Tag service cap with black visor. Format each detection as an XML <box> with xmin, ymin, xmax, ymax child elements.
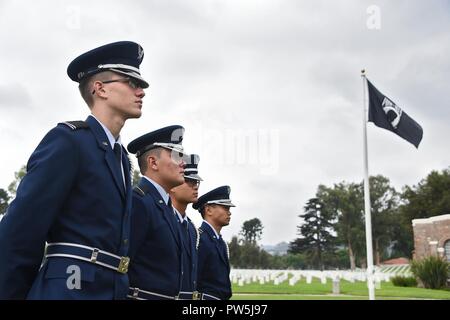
<box><xmin>67</xmin><ymin>40</ymin><xmax>150</xmax><ymax>89</ymax></box>
<box><xmin>127</xmin><ymin>125</ymin><xmax>187</xmax><ymax>163</ymax></box>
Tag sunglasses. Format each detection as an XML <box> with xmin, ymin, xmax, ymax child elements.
<box><xmin>91</xmin><ymin>77</ymin><xmax>142</xmax><ymax>94</ymax></box>
<box><xmin>185</xmin><ymin>178</ymin><xmax>200</xmax><ymax>187</ymax></box>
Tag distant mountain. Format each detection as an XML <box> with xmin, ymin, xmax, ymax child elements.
<box><xmin>261</xmin><ymin>241</ymin><xmax>289</xmax><ymax>256</ymax></box>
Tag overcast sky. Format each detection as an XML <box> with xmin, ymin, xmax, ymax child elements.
<box><xmin>1</xmin><ymin>0</ymin><xmax>449</xmax><ymax>246</ymax></box>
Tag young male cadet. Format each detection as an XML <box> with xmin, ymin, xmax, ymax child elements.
<box><xmin>193</xmin><ymin>186</ymin><xmax>235</xmax><ymax>300</ymax></box>
<box><xmin>0</xmin><ymin>41</ymin><xmax>148</xmax><ymax>299</ymax></box>
<box><xmin>127</xmin><ymin>125</ymin><xmax>188</xmax><ymax>300</ymax></box>
<box><xmin>169</xmin><ymin>154</ymin><xmax>202</xmax><ymax>299</ymax></box>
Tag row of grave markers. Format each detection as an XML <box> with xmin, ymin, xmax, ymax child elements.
<box><xmin>230</xmin><ymin>267</ymin><xmax>412</xmax><ymax>288</ymax></box>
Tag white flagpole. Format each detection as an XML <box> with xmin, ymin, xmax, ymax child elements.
<box><xmin>361</xmin><ymin>70</ymin><xmax>375</xmax><ymax>300</ymax></box>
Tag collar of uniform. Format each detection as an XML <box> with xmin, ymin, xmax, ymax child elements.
<box><xmin>142</xmin><ymin>176</ymin><xmax>169</xmax><ymax>205</ymax></box>
<box><xmin>89</xmin><ymin>114</ymin><xmax>121</xmax><ymax>149</ymax></box>
<box><xmin>173</xmin><ymin>207</ymin><xmax>187</xmax><ymax>223</ymax></box>
<box><xmin>203</xmin><ymin>220</ymin><xmax>220</xmax><ymax>239</ymax></box>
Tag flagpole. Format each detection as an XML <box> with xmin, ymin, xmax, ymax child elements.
<box><xmin>361</xmin><ymin>70</ymin><xmax>375</xmax><ymax>300</ymax></box>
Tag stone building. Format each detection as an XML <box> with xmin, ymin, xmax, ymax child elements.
<box><xmin>412</xmin><ymin>214</ymin><xmax>450</xmax><ymax>261</ymax></box>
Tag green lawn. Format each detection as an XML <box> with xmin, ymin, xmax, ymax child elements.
<box><xmin>232</xmin><ymin>294</ymin><xmax>368</xmax><ymax>300</ymax></box>
<box><xmin>231</xmin><ymin>278</ymin><xmax>450</xmax><ymax>300</ymax></box>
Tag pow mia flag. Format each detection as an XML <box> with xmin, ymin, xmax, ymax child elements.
<box><xmin>367</xmin><ymin>79</ymin><xmax>423</xmax><ymax>148</ymax></box>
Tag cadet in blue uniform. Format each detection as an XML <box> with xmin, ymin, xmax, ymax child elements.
<box><xmin>193</xmin><ymin>186</ymin><xmax>235</xmax><ymax>300</ymax></box>
<box><xmin>169</xmin><ymin>154</ymin><xmax>202</xmax><ymax>299</ymax></box>
<box><xmin>0</xmin><ymin>41</ymin><xmax>148</xmax><ymax>299</ymax></box>
<box><xmin>127</xmin><ymin>125</ymin><xmax>188</xmax><ymax>300</ymax></box>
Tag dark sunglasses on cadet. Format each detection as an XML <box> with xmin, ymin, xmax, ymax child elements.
<box><xmin>91</xmin><ymin>77</ymin><xmax>142</xmax><ymax>94</ymax></box>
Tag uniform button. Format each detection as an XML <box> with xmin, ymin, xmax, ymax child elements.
<box><xmin>123</xmin><ymin>239</ymin><xmax>129</xmax><ymax>245</ymax></box>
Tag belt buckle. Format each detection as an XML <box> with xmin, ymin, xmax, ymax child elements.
<box><xmin>90</xmin><ymin>248</ymin><xmax>100</xmax><ymax>263</ymax></box>
<box><xmin>118</xmin><ymin>256</ymin><xmax>130</xmax><ymax>274</ymax></box>
<box><xmin>192</xmin><ymin>291</ymin><xmax>200</xmax><ymax>300</ymax></box>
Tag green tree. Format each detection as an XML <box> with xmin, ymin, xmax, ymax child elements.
<box><xmin>230</xmin><ymin>218</ymin><xmax>269</xmax><ymax>269</ymax></box>
<box><xmin>237</xmin><ymin>242</ymin><xmax>262</xmax><ymax>268</ymax></box>
<box><xmin>322</xmin><ymin>249</ymin><xmax>350</xmax><ymax>269</ymax></box>
<box><xmin>289</xmin><ymin>198</ymin><xmax>336</xmax><ymax>270</ymax></box>
<box><xmin>399</xmin><ymin>167</ymin><xmax>450</xmax><ymax>255</ymax></box>
<box><xmin>267</xmin><ymin>253</ymin><xmax>307</xmax><ymax>269</ymax></box>
<box><xmin>316</xmin><ymin>176</ymin><xmax>402</xmax><ymax>268</ymax></box>
<box><xmin>239</xmin><ymin>218</ymin><xmax>263</xmax><ymax>245</ymax></box>
<box><xmin>228</xmin><ymin>236</ymin><xmax>241</xmax><ymax>268</ymax></box>
<box><xmin>258</xmin><ymin>249</ymin><xmax>272</xmax><ymax>269</ymax></box>
<box><xmin>0</xmin><ymin>188</ymin><xmax>10</xmax><ymax>216</ymax></box>
<box><xmin>7</xmin><ymin>165</ymin><xmax>26</xmax><ymax>198</ymax></box>
<box><xmin>279</xmin><ymin>253</ymin><xmax>307</xmax><ymax>269</ymax></box>
<box><xmin>368</xmin><ymin>175</ymin><xmax>401</xmax><ymax>265</ymax></box>
<box><xmin>317</xmin><ymin>183</ymin><xmax>365</xmax><ymax>270</ymax></box>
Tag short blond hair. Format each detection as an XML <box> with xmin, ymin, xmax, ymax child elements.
<box><xmin>78</xmin><ymin>71</ymin><xmax>117</xmax><ymax>108</ymax></box>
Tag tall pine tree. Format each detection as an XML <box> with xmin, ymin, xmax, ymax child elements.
<box><xmin>289</xmin><ymin>198</ymin><xmax>336</xmax><ymax>270</ymax></box>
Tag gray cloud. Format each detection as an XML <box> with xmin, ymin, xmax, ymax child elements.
<box><xmin>0</xmin><ymin>84</ymin><xmax>33</xmax><ymax>110</ymax></box>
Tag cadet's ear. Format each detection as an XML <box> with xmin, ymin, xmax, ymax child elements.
<box><xmin>204</xmin><ymin>204</ymin><xmax>213</xmax><ymax>217</ymax></box>
<box><xmin>147</xmin><ymin>154</ymin><xmax>158</xmax><ymax>171</ymax></box>
<box><xmin>92</xmin><ymin>80</ymin><xmax>107</xmax><ymax>99</ymax></box>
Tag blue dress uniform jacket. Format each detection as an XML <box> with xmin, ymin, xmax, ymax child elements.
<box><xmin>197</xmin><ymin>221</ymin><xmax>232</xmax><ymax>300</ymax></box>
<box><xmin>128</xmin><ymin>178</ymin><xmax>184</xmax><ymax>299</ymax></box>
<box><xmin>0</xmin><ymin>115</ymin><xmax>132</xmax><ymax>299</ymax></box>
<box><xmin>179</xmin><ymin>217</ymin><xmax>199</xmax><ymax>293</ymax></box>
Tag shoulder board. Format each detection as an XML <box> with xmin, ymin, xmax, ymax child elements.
<box><xmin>59</xmin><ymin>120</ymin><xmax>89</xmax><ymax>130</ymax></box>
<box><xmin>133</xmin><ymin>186</ymin><xmax>145</xmax><ymax>196</ymax></box>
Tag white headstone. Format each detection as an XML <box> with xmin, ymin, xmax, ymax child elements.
<box><xmin>332</xmin><ymin>278</ymin><xmax>340</xmax><ymax>294</ymax></box>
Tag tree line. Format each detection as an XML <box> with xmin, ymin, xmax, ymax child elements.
<box><xmin>229</xmin><ymin>167</ymin><xmax>450</xmax><ymax>270</ymax></box>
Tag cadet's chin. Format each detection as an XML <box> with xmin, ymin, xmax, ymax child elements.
<box><xmin>128</xmin><ymin>109</ymin><xmax>142</xmax><ymax>119</ymax></box>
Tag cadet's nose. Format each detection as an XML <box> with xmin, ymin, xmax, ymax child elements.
<box><xmin>136</xmin><ymin>88</ymin><xmax>145</xmax><ymax>98</ymax></box>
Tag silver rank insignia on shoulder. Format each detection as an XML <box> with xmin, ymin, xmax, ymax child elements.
<box><xmin>59</xmin><ymin>120</ymin><xmax>89</xmax><ymax>130</ymax></box>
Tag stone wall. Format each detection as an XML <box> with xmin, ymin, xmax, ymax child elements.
<box><xmin>412</xmin><ymin>214</ymin><xmax>450</xmax><ymax>260</ymax></box>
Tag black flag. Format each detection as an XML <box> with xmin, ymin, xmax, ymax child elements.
<box><xmin>367</xmin><ymin>79</ymin><xmax>423</xmax><ymax>148</ymax></box>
